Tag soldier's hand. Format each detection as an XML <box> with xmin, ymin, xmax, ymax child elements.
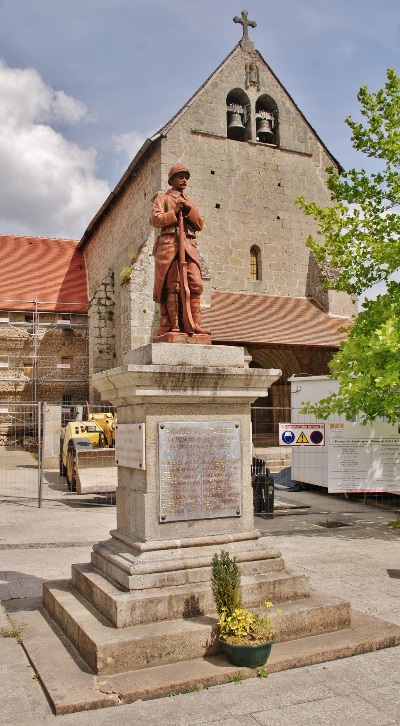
<box><xmin>175</xmin><ymin>198</ymin><xmax>190</xmax><ymax>215</ymax></box>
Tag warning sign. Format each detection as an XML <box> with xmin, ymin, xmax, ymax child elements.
<box><xmin>296</xmin><ymin>432</ymin><xmax>309</xmax><ymax>444</ymax></box>
<box><xmin>279</xmin><ymin>423</ymin><xmax>325</xmax><ymax>446</ymax></box>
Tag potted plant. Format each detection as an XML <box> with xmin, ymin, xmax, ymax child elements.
<box><xmin>211</xmin><ymin>550</ymin><xmax>278</xmax><ymax>668</ymax></box>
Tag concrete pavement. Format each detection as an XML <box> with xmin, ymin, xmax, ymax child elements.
<box><xmin>0</xmin><ymin>478</ymin><xmax>399</xmax><ymax>724</ymax></box>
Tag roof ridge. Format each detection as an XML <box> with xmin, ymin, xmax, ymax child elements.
<box><xmin>0</xmin><ymin>234</ymin><xmax>79</xmax><ymax>242</ymax></box>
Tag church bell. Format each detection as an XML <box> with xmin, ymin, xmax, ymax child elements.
<box><xmin>256</xmin><ymin>118</ymin><xmax>274</xmax><ymax>143</ymax></box>
<box><xmin>227</xmin><ymin>112</ymin><xmax>245</xmax><ymax>140</ymax></box>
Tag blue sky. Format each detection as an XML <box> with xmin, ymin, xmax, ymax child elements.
<box><xmin>0</xmin><ymin>0</ymin><xmax>399</xmax><ymax>262</ymax></box>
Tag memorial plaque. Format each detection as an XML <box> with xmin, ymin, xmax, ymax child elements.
<box><xmin>158</xmin><ymin>421</ymin><xmax>242</xmax><ymax>522</ymax></box>
<box><xmin>115</xmin><ymin>424</ymin><xmax>146</xmax><ymax>469</ymax></box>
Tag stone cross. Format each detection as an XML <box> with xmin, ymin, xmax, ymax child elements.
<box><xmin>233</xmin><ymin>9</ymin><xmax>257</xmax><ymax>40</ymax></box>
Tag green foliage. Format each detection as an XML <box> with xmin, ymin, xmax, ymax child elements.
<box><xmin>219</xmin><ymin>608</ymin><xmax>256</xmax><ymax>639</ymax></box>
<box><xmin>120</xmin><ymin>266</ymin><xmax>132</xmax><ymax>284</ymax></box>
<box><xmin>296</xmin><ymin>69</ymin><xmax>400</xmax><ymax>423</ymax></box>
<box><xmin>211</xmin><ymin>550</ymin><xmax>243</xmax><ymax>617</ymax></box>
<box><xmin>218</xmin><ymin>601</ymin><xmax>276</xmax><ymax>645</ymax></box>
<box><xmin>256</xmin><ymin>667</ymin><xmax>269</xmax><ymax>678</ymax></box>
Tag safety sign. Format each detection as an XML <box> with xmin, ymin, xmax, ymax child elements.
<box><xmin>279</xmin><ymin>423</ymin><xmax>325</xmax><ymax>446</ymax></box>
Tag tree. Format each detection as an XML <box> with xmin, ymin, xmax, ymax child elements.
<box><xmin>296</xmin><ymin>69</ymin><xmax>400</xmax><ymax>423</ymax></box>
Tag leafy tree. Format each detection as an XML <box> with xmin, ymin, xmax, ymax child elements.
<box><xmin>296</xmin><ymin>69</ymin><xmax>400</xmax><ymax>423</ymax></box>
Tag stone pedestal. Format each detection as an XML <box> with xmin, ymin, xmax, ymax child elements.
<box><xmin>71</xmin><ymin>344</ymin><xmax>282</xmax><ymax>625</ymax></box>
<box><xmin>36</xmin><ymin>342</ymin><xmax>400</xmax><ymax>707</ymax></box>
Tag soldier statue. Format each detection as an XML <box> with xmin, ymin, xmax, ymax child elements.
<box><xmin>151</xmin><ymin>163</ymin><xmax>210</xmax><ymax>339</ymax></box>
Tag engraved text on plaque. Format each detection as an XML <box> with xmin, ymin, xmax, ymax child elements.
<box><xmin>158</xmin><ymin>421</ymin><xmax>242</xmax><ymax>522</ymax></box>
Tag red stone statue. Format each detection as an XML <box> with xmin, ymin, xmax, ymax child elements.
<box><xmin>151</xmin><ymin>163</ymin><xmax>210</xmax><ymax>342</ymax></box>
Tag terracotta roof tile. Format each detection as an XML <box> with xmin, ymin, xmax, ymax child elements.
<box><xmin>0</xmin><ymin>235</ymin><xmax>87</xmax><ymax>312</ymax></box>
<box><xmin>202</xmin><ymin>291</ymin><xmax>350</xmax><ymax>349</ymax></box>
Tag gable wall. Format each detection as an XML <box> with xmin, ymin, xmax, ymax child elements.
<box><xmin>84</xmin><ymin>45</ymin><xmax>356</xmax><ymax>371</ymax></box>
<box><xmin>160</xmin><ymin>46</ymin><xmax>353</xmax><ymax>313</ymax></box>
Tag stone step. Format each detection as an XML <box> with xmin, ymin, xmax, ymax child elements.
<box><xmin>70</xmin><ymin>562</ymin><xmax>310</xmax><ymax>627</ymax></box>
<box><xmin>43</xmin><ymin>580</ymin><xmax>350</xmax><ymax>675</ymax></box>
<box><xmin>90</xmin><ymin>534</ymin><xmax>286</xmax><ymax>590</ymax></box>
<box><xmin>10</xmin><ymin>603</ymin><xmax>400</xmax><ymax>716</ymax></box>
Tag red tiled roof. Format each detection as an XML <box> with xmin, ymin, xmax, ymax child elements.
<box><xmin>0</xmin><ymin>235</ymin><xmax>87</xmax><ymax>312</ymax></box>
<box><xmin>202</xmin><ymin>291</ymin><xmax>350</xmax><ymax>349</ymax></box>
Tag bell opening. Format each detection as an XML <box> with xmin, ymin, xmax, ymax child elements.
<box><xmin>226</xmin><ymin>90</ymin><xmax>251</xmax><ymax>142</ymax></box>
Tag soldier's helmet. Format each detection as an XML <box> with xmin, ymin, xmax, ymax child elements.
<box><xmin>168</xmin><ymin>163</ymin><xmax>190</xmax><ymax>185</ymax></box>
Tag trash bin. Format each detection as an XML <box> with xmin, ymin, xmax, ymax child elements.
<box><xmin>251</xmin><ymin>457</ymin><xmax>274</xmax><ymax>517</ymax></box>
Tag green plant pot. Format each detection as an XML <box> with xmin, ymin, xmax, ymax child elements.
<box><xmin>218</xmin><ymin>635</ymin><xmax>276</xmax><ymax>668</ymax></box>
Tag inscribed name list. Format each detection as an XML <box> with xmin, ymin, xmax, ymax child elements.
<box><xmin>158</xmin><ymin>421</ymin><xmax>242</xmax><ymax>522</ymax></box>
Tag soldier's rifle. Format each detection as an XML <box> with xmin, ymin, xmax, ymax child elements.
<box><xmin>178</xmin><ymin>209</ymin><xmax>195</xmax><ymax>334</ymax></box>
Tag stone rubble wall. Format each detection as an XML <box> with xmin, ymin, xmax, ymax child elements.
<box><xmin>0</xmin><ymin>312</ymin><xmax>88</xmax><ymax>403</ymax></box>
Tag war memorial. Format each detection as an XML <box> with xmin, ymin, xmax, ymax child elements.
<box><xmin>9</xmin><ymin>12</ymin><xmax>400</xmax><ymax>715</ymax></box>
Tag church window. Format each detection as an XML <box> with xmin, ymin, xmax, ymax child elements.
<box><xmin>226</xmin><ymin>89</ymin><xmax>251</xmax><ymax>141</ymax></box>
<box><xmin>250</xmin><ymin>246</ymin><xmax>261</xmax><ymax>280</ymax></box>
<box><xmin>255</xmin><ymin>95</ymin><xmax>278</xmax><ymax>145</ymax></box>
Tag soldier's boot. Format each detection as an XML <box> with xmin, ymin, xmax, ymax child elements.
<box><xmin>155</xmin><ymin>301</ymin><xmax>171</xmax><ymax>337</ymax></box>
<box><xmin>190</xmin><ymin>295</ymin><xmax>211</xmax><ymax>335</ymax></box>
<box><xmin>167</xmin><ymin>291</ymin><xmax>180</xmax><ymax>332</ymax></box>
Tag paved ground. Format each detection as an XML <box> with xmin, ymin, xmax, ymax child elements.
<box><xmin>0</xmin><ymin>472</ymin><xmax>399</xmax><ymax>725</ymax></box>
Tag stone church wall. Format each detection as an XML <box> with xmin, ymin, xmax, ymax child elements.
<box><xmin>160</xmin><ymin>45</ymin><xmax>349</xmax><ymax>312</ymax></box>
<box><xmin>83</xmin><ymin>148</ymin><xmax>162</xmax><ymax>371</ymax></box>
<box><xmin>82</xmin><ymin>44</ymin><xmax>356</xmax><ymax>366</ymax></box>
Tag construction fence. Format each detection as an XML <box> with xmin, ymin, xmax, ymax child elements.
<box><xmin>0</xmin><ymin>402</ymin><xmax>117</xmax><ymax>506</ymax></box>
<box><xmin>0</xmin><ymin>402</ymin><xmax>398</xmax><ymax>514</ymax></box>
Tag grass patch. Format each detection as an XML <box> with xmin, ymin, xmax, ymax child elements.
<box><xmin>227</xmin><ymin>670</ymin><xmax>245</xmax><ymax>683</ymax></box>
<box><xmin>388</xmin><ymin>515</ymin><xmax>400</xmax><ymax>529</ymax></box>
<box><xmin>0</xmin><ymin>624</ymin><xmax>26</xmax><ymax>642</ymax></box>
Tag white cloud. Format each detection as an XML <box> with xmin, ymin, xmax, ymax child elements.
<box><xmin>0</xmin><ymin>59</ymin><xmax>109</xmax><ymax>238</ymax></box>
<box><xmin>113</xmin><ymin>130</ymin><xmax>147</xmax><ymax>162</ymax></box>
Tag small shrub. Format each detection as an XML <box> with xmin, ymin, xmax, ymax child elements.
<box><xmin>211</xmin><ymin>550</ymin><xmax>242</xmax><ymax>617</ymax></box>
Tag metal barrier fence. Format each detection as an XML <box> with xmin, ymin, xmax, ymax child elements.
<box><xmin>0</xmin><ymin>402</ymin><xmax>116</xmax><ymax>506</ymax></box>
<box><xmin>0</xmin><ymin>401</ymin><xmax>398</xmax><ymax>514</ymax></box>
<box><xmin>0</xmin><ymin>402</ymin><xmax>42</xmax><ymax>504</ymax></box>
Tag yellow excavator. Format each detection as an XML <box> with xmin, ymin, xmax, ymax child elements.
<box><xmin>59</xmin><ymin>411</ymin><xmax>117</xmax><ymax>494</ymax></box>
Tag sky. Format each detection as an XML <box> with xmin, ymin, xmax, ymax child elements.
<box><xmin>0</xmin><ymin>0</ymin><xmax>399</xmax><ymax>300</ymax></box>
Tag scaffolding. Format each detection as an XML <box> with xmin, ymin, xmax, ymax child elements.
<box><xmin>0</xmin><ymin>297</ymin><xmax>89</xmax><ymax>403</ymax></box>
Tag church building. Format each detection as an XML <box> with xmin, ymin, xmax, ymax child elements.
<box><xmin>78</xmin><ymin>13</ymin><xmax>355</xmax><ymax>444</ymax></box>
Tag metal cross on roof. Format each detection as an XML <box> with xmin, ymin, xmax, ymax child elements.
<box><xmin>233</xmin><ymin>9</ymin><xmax>257</xmax><ymax>40</ymax></box>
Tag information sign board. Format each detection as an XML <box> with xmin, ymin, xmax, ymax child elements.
<box><xmin>328</xmin><ymin>422</ymin><xmax>400</xmax><ymax>493</ymax></box>
<box><xmin>279</xmin><ymin>423</ymin><xmax>325</xmax><ymax>446</ymax></box>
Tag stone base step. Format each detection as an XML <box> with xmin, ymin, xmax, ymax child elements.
<box><xmin>43</xmin><ymin>579</ymin><xmax>351</xmax><ymax>675</ymax></box>
<box><xmin>8</xmin><ymin>602</ymin><xmax>400</xmax><ymax>716</ymax></box>
<box><xmin>70</xmin><ymin>562</ymin><xmax>310</xmax><ymax>627</ymax></box>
